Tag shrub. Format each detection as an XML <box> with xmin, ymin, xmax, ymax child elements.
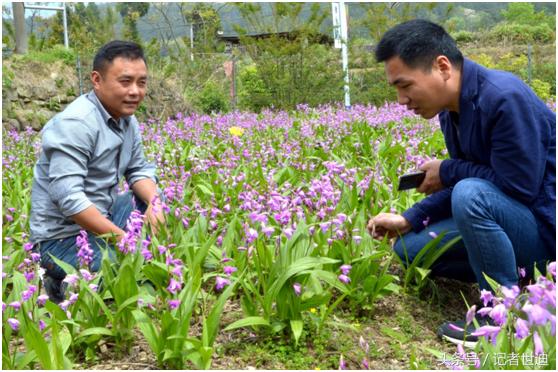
<box><xmin>530</xmin><ymin>79</ymin><xmax>553</xmax><ymax>101</ymax></box>
<box><xmin>193</xmin><ymin>80</ymin><xmax>230</xmax><ymax>114</ymax></box>
<box><xmin>489</xmin><ymin>23</ymin><xmax>554</xmax><ymax>43</ymax></box>
<box><xmin>237</xmin><ymin>64</ymin><xmax>273</xmax><ymax>112</ymax></box>
<box><xmin>452</xmin><ymin>30</ymin><xmax>476</xmax><ymax>43</ymax></box>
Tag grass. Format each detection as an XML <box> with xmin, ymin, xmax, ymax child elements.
<box><xmin>71</xmin><ymin>273</ymin><xmax>479</xmax><ymax>370</ymax></box>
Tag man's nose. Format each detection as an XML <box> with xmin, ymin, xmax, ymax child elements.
<box><xmin>397</xmin><ymin>90</ymin><xmax>409</xmax><ymax>105</ymax></box>
<box><xmin>129</xmin><ymin>83</ymin><xmax>140</xmax><ymax>96</ymax></box>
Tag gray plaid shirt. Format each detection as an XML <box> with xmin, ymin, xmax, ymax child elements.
<box><xmin>30</xmin><ymin>91</ymin><xmax>156</xmax><ymax>243</ymax></box>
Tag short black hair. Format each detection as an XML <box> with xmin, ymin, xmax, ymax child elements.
<box><xmin>93</xmin><ymin>40</ymin><xmax>147</xmax><ymax>73</ymax></box>
<box><xmin>375</xmin><ymin>19</ymin><xmax>463</xmax><ymax>70</ymax></box>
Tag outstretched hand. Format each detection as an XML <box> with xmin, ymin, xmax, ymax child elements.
<box><xmin>367</xmin><ymin>213</ymin><xmax>412</xmax><ymax>240</ymax></box>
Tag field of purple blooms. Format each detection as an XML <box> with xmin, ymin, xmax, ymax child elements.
<box><xmin>2</xmin><ymin>102</ymin><xmax>555</xmax><ymax>369</ymax></box>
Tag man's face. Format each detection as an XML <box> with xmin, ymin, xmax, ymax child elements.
<box><xmin>91</xmin><ymin>57</ymin><xmax>147</xmax><ymax>120</ymax></box>
<box><xmin>385</xmin><ymin>56</ymin><xmax>450</xmax><ymax>119</ymax></box>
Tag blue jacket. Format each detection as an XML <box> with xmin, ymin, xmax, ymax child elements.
<box><xmin>403</xmin><ymin>58</ymin><xmax>556</xmax><ymax>255</ymax></box>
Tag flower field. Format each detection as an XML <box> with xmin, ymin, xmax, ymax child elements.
<box><xmin>2</xmin><ymin>103</ymin><xmax>555</xmax><ymax>369</ymax></box>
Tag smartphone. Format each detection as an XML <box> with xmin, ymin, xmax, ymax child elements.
<box><xmin>397</xmin><ymin>171</ymin><xmax>426</xmax><ymax>191</ymax></box>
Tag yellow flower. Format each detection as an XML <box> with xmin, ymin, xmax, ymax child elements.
<box><xmin>314</xmin><ymin>368</ymin><xmax>321</xmax><ymax>370</ymax></box>
<box><xmin>229</xmin><ymin>126</ymin><xmax>245</xmax><ymax>137</ymax></box>
<box><xmin>309</xmin><ymin>308</ymin><xmax>317</xmax><ymax>314</ymax></box>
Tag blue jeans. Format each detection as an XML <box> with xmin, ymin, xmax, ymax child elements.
<box><xmin>395</xmin><ymin>178</ymin><xmax>552</xmax><ymax>290</ymax></box>
<box><xmin>39</xmin><ymin>192</ymin><xmax>147</xmax><ymax>280</ymax></box>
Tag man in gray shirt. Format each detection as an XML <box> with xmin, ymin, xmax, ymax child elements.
<box><xmin>30</xmin><ymin>40</ymin><xmax>164</xmax><ymax>303</ymax></box>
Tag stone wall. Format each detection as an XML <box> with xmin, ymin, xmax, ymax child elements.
<box><xmin>2</xmin><ymin>57</ymin><xmax>192</xmax><ymax>131</ymax></box>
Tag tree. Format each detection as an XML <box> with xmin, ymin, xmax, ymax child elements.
<box><xmin>501</xmin><ymin>3</ymin><xmax>554</xmax><ymax>27</ymax></box>
<box><xmin>12</xmin><ymin>2</ymin><xmax>27</xmax><ymax>54</ymax></box>
<box><xmin>234</xmin><ymin>3</ymin><xmax>344</xmax><ymax>110</ymax></box>
<box><xmin>117</xmin><ymin>2</ymin><xmax>150</xmax><ymax>43</ymax></box>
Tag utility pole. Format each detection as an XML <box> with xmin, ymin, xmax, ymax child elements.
<box><xmin>13</xmin><ymin>2</ymin><xmax>27</xmax><ymax>54</ymax></box>
<box><xmin>189</xmin><ymin>23</ymin><xmax>194</xmax><ymax>61</ymax></box>
<box><xmin>23</xmin><ymin>2</ymin><xmax>69</xmax><ymax>48</ymax></box>
<box><xmin>332</xmin><ymin>1</ymin><xmax>350</xmax><ymax>108</ymax></box>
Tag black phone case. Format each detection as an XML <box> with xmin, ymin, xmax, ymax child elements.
<box><xmin>397</xmin><ymin>171</ymin><xmax>426</xmax><ymax>191</ymax></box>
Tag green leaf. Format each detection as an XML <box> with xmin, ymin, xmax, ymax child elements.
<box><xmin>21</xmin><ymin>318</ymin><xmax>52</xmax><ymax>369</ymax></box>
<box><xmin>76</xmin><ymin>327</ymin><xmax>114</xmax><ymax>339</ymax></box>
<box><xmin>224</xmin><ymin>316</ymin><xmax>270</xmax><ymax>331</ymax></box>
<box><xmin>415</xmin><ymin>267</ymin><xmax>431</xmax><ymax>281</ymax></box>
<box><xmin>290</xmin><ymin>319</ymin><xmax>303</xmax><ymax>346</ymax></box>
<box><xmin>132</xmin><ymin>309</ymin><xmax>160</xmax><ymax>356</ymax></box>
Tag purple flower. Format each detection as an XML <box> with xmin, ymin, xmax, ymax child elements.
<box><xmin>68</xmin><ymin>293</ymin><xmax>79</xmax><ymax>304</ymax></box>
<box><xmin>1</xmin><ymin>302</ymin><xmax>5</xmax><ymax>313</ymax></box>
<box><xmin>168</xmin><ymin>299</ymin><xmax>181</xmax><ymax>310</ymax></box>
<box><xmin>489</xmin><ymin>303</ymin><xmax>507</xmax><ymax>326</ymax></box>
<box><xmin>284</xmin><ymin>227</ymin><xmax>294</xmax><ymax>239</ymax></box>
<box><xmin>37</xmin><ymin>294</ymin><xmax>49</xmax><ymax>306</ymax></box>
<box><xmin>23</xmin><ymin>242</ymin><xmax>34</xmax><ymax>251</ymax></box>
<box><xmin>480</xmin><ymin>289</ymin><xmax>493</xmax><ymax>306</ymax></box>
<box><xmin>79</xmin><ymin>269</ymin><xmax>95</xmax><ymax>282</ymax></box>
<box><xmin>76</xmin><ymin>230</ymin><xmax>93</xmax><ymax>267</ymax></box>
<box><xmin>223</xmin><ymin>266</ymin><xmax>237</xmax><ymax>276</ymax></box>
<box><xmin>262</xmin><ymin>225</ymin><xmax>275</xmax><ymax>238</ymax></box>
<box><xmin>362</xmin><ymin>358</ymin><xmax>369</xmax><ymax>369</ymax></box>
<box><xmin>38</xmin><ymin>319</ymin><xmax>46</xmax><ymax>331</ymax></box>
<box><xmin>63</xmin><ymin>274</ymin><xmax>79</xmax><ymax>287</ymax></box>
<box><xmin>339</xmin><ymin>354</ymin><xmax>346</xmax><ymax>370</ymax></box>
<box><xmin>466</xmin><ymin>305</ymin><xmax>477</xmax><ymax>325</ymax></box>
<box><xmin>21</xmin><ymin>285</ymin><xmax>37</xmax><ymax>301</ymax></box>
<box><xmin>525</xmin><ymin>284</ymin><xmax>545</xmax><ymax>304</ymax></box>
<box><xmin>293</xmin><ymin>283</ymin><xmax>302</xmax><ymax>296</ymax></box>
<box><xmin>523</xmin><ymin>303</ymin><xmax>551</xmax><ymax>326</ymax></box>
<box><xmin>141</xmin><ymin>248</ymin><xmax>153</xmax><ymax>261</ymax></box>
<box><xmin>89</xmin><ymin>283</ymin><xmax>98</xmax><ymax>292</ymax></box>
<box><xmin>422</xmin><ymin>217</ymin><xmax>430</xmax><ymax>227</ymax></box>
<box><xmin>518</xmin><ymin>267</ymin><xmax>526</xmax><ymax>278</ymax></box>
<box><xmin>548</xmin><ymin>261</ymin><xmax>556</xmax><ymax>277</ymax></box>
<box><xmin>428</xmin><ymin>231</ymin><xmax>438</xmax><ymax>239</ymax></box>
<box><xmin>533</xmin><ymin>331</ymin><xmax>544</xmax><ymax>355</ymax></box>
<box><xmin>359</xmin><ymin>336</ymin><xmax>369</xmax><ymax>354</ymax></box>
<box><xmin>352</xmin><ymin>235</ymin><xmax>362</xmax><ymax>244</ymax></box>
<box><xmin>167</xmin><ymin>278</ymin><xmax>182</xmax><ymax>295</ymax></box>
<box><xmin>340</xmin><ymin>264</ymin><xmax>352</xmax><ymax>275</ymax></box>
<box><xmin>30</xmin><ymin>252</ymin><xmax>40</xmax><ymax>262</ymax></box>
<box><xmin>9</xmin><ymin>301</ymin><xmax>21</xmax><ymax>311</ymax></box>
<box><xmin>7</xmin><ymin>318</ymin><xmax>20</xmax><ymax>331</ymax></box>
<box><xmin>471</xmin><ymin>325</ymin><xmax>501</xmax><ymax>344</ymax></box>
<box><xmin>477</xmin><ymin>307</ymin><xmax>492</xmax><ymax>317</ymax></box>
<box><xmin>338</xmin><ymin>274</ymin><xmax>351</xmax><ymax>284</ymax></box>
<box><xmin>215</xmin><ymin>276</ymin><xmax>231</xmax><ymax>291</ymax></box>
<box><xmin>59</xmin><ymin>300</ymin><xmax>71</xmax><ymax>311</ymax></box>
<box><xmin>501</xmin><ymin>285</ymin><xmax>520</xmax><ymax>308</ymax></box>
<box><xmin>514</xmin><ymin>318</ymin><xmax>530</xmax><ymax>339</ymax></box>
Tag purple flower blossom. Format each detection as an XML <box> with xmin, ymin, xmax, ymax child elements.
<box><xmin>339</xmin><ymin>354</ymin><xmax>346</xmax><ymax>370</ymax></box>
<box><xmin>7</xmin><ymin>318</ymin><xmax>19</xmax><ymax>331</ymax></box>
<box><xmin>362</xmin><ymin>358</ymin><xmax>369</xmax><ymax>369</ymax></box>
<box><xmin>471</xmin><ymin>325</ymin><xmax>501</xmax><ymax>344</ymax></box>
<box><xmin>518</xmin><ymin>267</ymin><xmax>526</xmax><ymax>278</ymax></box>
<box><xmin>79</xmin><ymin>269</ymin><xmax>95</xmax><ymax>282</ymax></box>
<box><xmin>9</xmin><ymin>301</ymin><xmax>21</xmax><ymax>311</ymax></box>
<box><xmin>89</xmin><ymin>284</ymin><xmax>98</xmax><ymax>292</ymax></box>
<box><xmin>477</xmin><ymin>307</ymin><xmax>492</xmax><ymax>317</ymax></box>
<box><xmin>29</xmin><ymin>252</ymin><xmax>40</xmax><ymax>262</ymax></box>
<box><xmin>523</xmin><ymin>303</ymin><xmax>551</xmax><ymax>326</ymax></box>
<box><xmin>489</xmin><ymin>303</ymin><xmax>507</xmax><ymax>326</ymax></box>
<box><xmin>215</xmin><ymin>276</ymin><xmax>231</xmax><ymax>291</ymax></box>
<box><xmin>338</xmin><ymin>274</ymin><xmax>351</xmax><ymax>284</ymax></box>
<box><xmin>480</xmin><ymin>289</ymin><xmax>493</xmax><ymax>306</ymax></box>
<box><xmin>548</xmin><ymin>262</ymin><xmax>556</xmax><ymax>277</ymax></box>
<box><xmin>76</xmin><ymin>230</ymin><xmax>93</xmax><ymax>267</ymax></box>
<box><xmin>168</xmin><ymin>299</ymin><xmax>181</xmax><ymax>310</ymax></box>
<box><xmin>352</xmin><ymin>235</ymin><xmax>362</xmax><ymax>244</ymax></box>
<box><xmin>23</xmin><ymin>242</ymin><xmax>34</xmax><ymax>251</ymax></box>
<box><xmin>501</xmin><ymin>285</ymin><xmax>520</xmax><ymax>307</ymax></box>
<box><xmin>37</xmin><ymin>294</ymin><xmax>49</xmax><ymax>306</ymax></box>
<box><xmin>63</xmin><ymin>274</ymin><xmax>79</xmax><ymax>287</ymax></box>
<box><xmin>167</xmin><ymin>278</ymin><xmax>182</xmax><ymax>294</ymax></box>
<box><xmin>466</xmin><ymin>305</ymin><xmax>477</xmax><ymax>325</ymax></box>
<box><xmin>39</xmin><ymin>319</ymin><xmax>46</xmax><ymax>331</ymax></box>
<box><xmin>514</xmin><ymin>318</ymin><xmax>530</xmax><ymax>339</ymax></box>
<box><xmin>533</xmin><ymin>331</ymin><xmax>544</xmax><ymax>355</ymax></box>
<box><xmin>223</xmin><ymin>266</ymin><xmax>237</xmax><ymax>276</ymax></box>
<box><xmin>141</xmin><ymin>248</ymin><xmax>153</xmax><ymax>261</ymax></box>
<box><xmin>59</xmin><ymin>300</ymin><xmax>71</xmax><ymax>311</ymax></box>
<box><xmin>428</xmin><ymin>231</ymin><xmax>438</xmax><ymax>239</ymax></box>
<box><xmin>293</xmin><ymin>283</ymin><xmax>302</xmax><ymax>296</ymax></box>
<box><xmin>359</xmin><ymin>336</ymin><xmax>369</xmax><ymax>354</ymax></box>
<box><xmin>340</xmin><ymin>264</ymin><xmax>352</xmax><ymax>275</ymax></box>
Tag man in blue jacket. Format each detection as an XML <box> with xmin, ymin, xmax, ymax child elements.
<box><xmin>368</xmin><ymin>20</ymin><xmax>555</xmax><ymax>346</ymax></box>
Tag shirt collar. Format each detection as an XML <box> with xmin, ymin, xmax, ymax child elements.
<box><xmin>86</xmin><ymin>90</ymin><xmax>131</xmax><ymax>130</ymax></box>
<box><xmin>460</xmin><ymin>58</ymin><xmax>479</xmax><ymax>101</ymax></box>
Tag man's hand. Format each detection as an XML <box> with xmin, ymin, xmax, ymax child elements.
<box><xmin>144</xmin><ymin>198</ymin><xmax>166</xmax><ymax>235</ymax></box>
<box><xmin>417</xmin><ymin>159</ymin><xmax>444</xmax><ymax>195</ymax></box>
<box><xmin>367</xmin><ymin>213</ymin><xmax>412</xmax><ymax>240</ymax></box>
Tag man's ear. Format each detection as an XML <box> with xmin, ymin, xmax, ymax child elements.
<box><xmin>435</xmin><ymin>55</ymin><xmax>452</xmax><ymax>81</ymax></box>
<box><xmin>91</xmin><ymin>70</ymin><xmax>102</xmax><ymax>90</ymax></box>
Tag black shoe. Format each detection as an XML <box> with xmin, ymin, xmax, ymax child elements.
<box><xmin>437</xmin><ymin>315</ymin><xmax>493</xmax><ymax>348</ymax></box>
<box><xmin>43</xmin><ymin>275</ymin><xmax>66</xmax><ymax>304</ymax></box>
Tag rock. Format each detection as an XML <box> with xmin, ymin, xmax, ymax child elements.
<box><xmin>3</xmin><ymin>118</ymin><xmax>21</xmax><ymax>131</ymax></box>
